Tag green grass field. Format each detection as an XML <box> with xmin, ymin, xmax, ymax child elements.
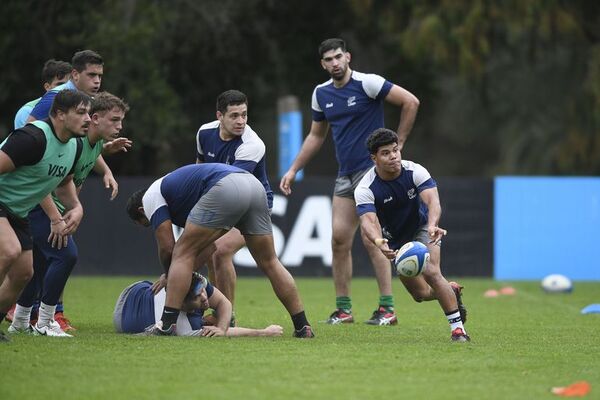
<box><xmin>1</xmin><ymin>276</ymin><xmax>598</xmax><ymax>400</ymax></box>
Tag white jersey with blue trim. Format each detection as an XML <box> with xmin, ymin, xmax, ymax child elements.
<box><xmin>354</xmin><ymin>161</ymin><xmax>437</xmax><ymax>249</ymax></box>
<box><xmin>311</xmin><ymin>71</ymin><xmax>393</xmax><ymax>176</ymax></box>
<box><xmin>141</xmin><ymin>164</ymin><xmax>246</xmax><ymax>229</ymax></box>
<box><xmin>196</xmin><ymin>121</ymin><xmax>273</xmax><ymax>208</ymax></box>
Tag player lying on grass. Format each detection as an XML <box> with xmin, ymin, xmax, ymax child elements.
<box><xmin>126</xmin><ymin>163</ymin><xmax>313</xmax><ymax>338</ymax></box>
<box><xmin>355</xmin><ymin>128</ymin><xmax>470</xmax><ymax>342</ymax></box>
<box><xmin>113</xmin><ymin>272</ymin><xmax>283</xmax><ymax>337</ymax></box>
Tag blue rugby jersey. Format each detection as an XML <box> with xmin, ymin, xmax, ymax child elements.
<box><xmin>142</xmin><ymin>163</ymin><xmax>247</xmax><ymax>229</ymax></box>
<box><xmin>354</xmin><ymin>161</ymin><xmax>437</xmax><ymax>249</ymax></box>
<box><xmin>311</xmin><ymin>71</ymin><xmax>393</xmax><ymax>176</ymax></box>
<box><xmin>118</xmin><ymin>280</ymin><xmax>213</xmax><ymax>335</ymax></box>
<box><xmin>196</xmin><ymin>121</ymin><xmax>273</xmax><ymax>208</ymax></box>
<box><xmin>29</xmin><ymin>80</ymin><xmax>77</xmax><ymax>120</ymax></box>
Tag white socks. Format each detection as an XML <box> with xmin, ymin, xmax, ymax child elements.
<box><xmin>12</xmin><ymin>304</ymin><xmax>32</xmax><ymax>328</ymax></box>
<box><xmin>38</xmin><ymin>302</ymin><xmax>57</xmax><ymax>327</ymax></box>
<box><xmin>446</xmin><ymin>310</ymin><xmax>466</xmax><ymax>332</ymax></box>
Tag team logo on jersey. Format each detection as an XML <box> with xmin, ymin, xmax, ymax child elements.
<box><xmin>347</xmin><ymin>96</ymin><xmax>356</xmax><ymax>107</ymax></box>
<box><xmin>80</xmin><ymin>161</ymin><xmax>94</xmax><ymax>172</ymax></box>
<box><xmin>47</xmin><ymin>164</ymin><xmax>68</xmax><ymax>178</ymax></box>
<box><xmin>325</xmin><ymin>102</ymin><xmax>334</xmax><ymax>108</ymax></box>
<box><xmin>383</xmin><ymin>196</ymin><xmax>393</xmax><ymax>204</ymax></box>
<box><xmin>407</xmin><ymin>188</ymin><xmax>416</xmax><ymax>199</ymax></box>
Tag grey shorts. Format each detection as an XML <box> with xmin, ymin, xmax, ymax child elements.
<box><xmin>333</xmin><ymin>168</ymin><xmax>371</xmax><ymax>198</ymax></box>
<box><xmin>413</xmin><ymin>227</ymin><xmax>442</xmax><ymax>247</ymax></box>
<box><xmin>188</xmin><ymin>173</ymin><xmax>272</xmax><ymax>235</ymax></box>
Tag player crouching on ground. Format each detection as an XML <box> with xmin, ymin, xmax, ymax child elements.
<box><xmin>114</xmin><ymin>272</ymin><xmax>282</xmax><ymax>337</ymax></box>
<box><xmin>354</xmin><ymin>128</ymin><xmax>470</xmax><ymax>342</ymax></box>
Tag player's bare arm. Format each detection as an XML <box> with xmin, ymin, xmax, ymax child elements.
<box><xmin>39</xmin><ymin>194</ymin><xmax>69</xmax><ymax>249</ymax></box>
<box><xmin>54</xmin><ymin>174</ymin><xmax>83</xmax><ymax>236</ymax></box>
<box><xmin>204</xmin><ymin>287</ymin><xmax>232</xmax><ymax>335</ymax></box>
<box><xmin>102</xmin><ymin>137</ymin><xmax>132</xmax><ymax>155</ymax></box>
<box><xmin>385</xmin><ymin>85</ymin><xmax>420</xmax><ymax>150</ymax></box>
<box><xmin>359</xmin><ymin>212</ymin><xmax>396</xmax><ymax>259</ymax></box>
<box><xmin>419</xmin><ymin>187</ymin><xmax>447</xmax><ymax>244</ymax></box>
<box><xmin>153</xmin><ymin>219</ymin><xmax>176</xmax><ymax>272</ymax></box>
<box><xmin>279</xmin><ymin>119</ymin><xmax>329</xmax><ymax>195</ymax></box>
<box><xmin>0</xmin><ymin>151</ymin><xmax>16</xmax><ymax>174</ymax></box>
<box><xmin>93</xmin><ymin>155</ymin><xmax>118</xmax><ymax>200</ymax></box>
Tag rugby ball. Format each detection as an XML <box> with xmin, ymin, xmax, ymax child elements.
<box><xmin>541</xmin><ymin>274</ymin><xmax>573</xmax><ymax>293</ymax></box>
<box><xmin>394</xmin><ymin>241</ymin><xmax>429</xmax><ymax>277</ymax></box>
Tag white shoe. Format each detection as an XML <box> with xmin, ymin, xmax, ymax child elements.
<box><xmin>32</xmin><ymin>320</ymin><xmax>73</xmax><ymax>337</ymax></box>
<box><xmin>7</xmin><ymin>324</ymin><xmax>33</xmax><ymax>335</ymax></box>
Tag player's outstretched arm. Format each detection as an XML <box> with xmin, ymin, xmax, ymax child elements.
<box><xmin>102</xmin><ymin>137</ymin><xmax>132</xmax><ymax>155</ymax></box>
<box><xmin>226</xmin><ymin>325</ymin><xmax>284</xmax><ymax>337</ymax></box>
<box><xmin>279</xmin><ymin>120</ymin><xmax>329</xmax><ymax>195</ymax></box>
<box><xmin>359</xmin><ymin>212</ymin><xmax>396</xmax><ymax>260</ymax></box>
<box><xmin>419</xmin><ymin>187</ymin><xmax>447</xmax><ymax>244</ymax></box>
<box><xmin>385</xmin><ymin>85</ymin><xmax>420</xmax><ymax>151</ymax></box>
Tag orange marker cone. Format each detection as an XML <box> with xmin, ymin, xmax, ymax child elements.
<box><xmin>551</xmin><ymin>381</ymin><xmax>591</xmax><ymax>397</ymax></box>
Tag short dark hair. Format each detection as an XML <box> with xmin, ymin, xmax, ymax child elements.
<box><xmin>318</xmin><ymin>38</ymin><xmax>347</xmax><ymax>58</ymax></box>
<box><xmin>49</xmin><ymin>89</ymin><xmax>92</xmax><ymax>117</ymax></box>
<box><xmin>126</xmin><ymin>189</ymin><xmax>147</xmax><ymax>222</ymax></box>
<box><xmin>71</xmin><ymin>50</ymin><xmax>103</xmax><ymax>72</ymax></box>
<box><xmin>366</xmin><ymin>128</ymin><xmax>398</xmax><ymax>154</ymax></box>
<box><xmin>90</xmin><ymin>92</ymin><xmax>129</xmax><ymax>115</ymax></box>
<box><xmin>216</xmin><ymin>90</ymin><xmax>248</xmax><ymax>114</ymax></box>
<box><xmin>41</xmin><ymin>59</ymin><xmax>72</xmax><ymax>85</ymax></box>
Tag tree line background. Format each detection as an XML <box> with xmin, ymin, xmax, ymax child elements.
<box><xmin>0</xmin><ymin>0</ymin><xmax>598</xmax><ymax>178</ymax></box>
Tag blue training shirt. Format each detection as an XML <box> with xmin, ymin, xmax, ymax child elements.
<box><xmin>29</xmin><ymin>80</ymin><xmax>77</xmax><ymax>120</ymax></box>
<box><xmin>354</xmin><ymin>161</ymin><xmax>437</xmax><ymax>249</ymax></box>
<box><xmin>196</xmin><ymin>121</ymin><xmax>273</xmax><ymax>209</ymax></box>
<box><xmin>142</xmin><ymin>163</ymin><xmax>248</xmax><ymax>229</ymax></box>
<box><xmin>311</xmin><ymin>71</ymin><xmax>393</xmax><ymax>176</ymax></box>
<box><xmin>118</xmin><ymin>280</ymin><xmax>213</xmax><ymax>335</ymax></box>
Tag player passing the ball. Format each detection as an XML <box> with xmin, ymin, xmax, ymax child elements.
<box><xmin>355</xmin><ymin>128</ymin><xmax>470</xmax><ymax>342</ymax></box>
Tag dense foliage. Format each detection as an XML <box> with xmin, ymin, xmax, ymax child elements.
<box><xmin>1</xmin><ymin>0</ymin><xmax>598</xmax><ymax>176</ymax></box>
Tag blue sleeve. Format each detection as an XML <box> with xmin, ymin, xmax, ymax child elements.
<box><xmin>312</xmin><ymin>109</ymin><xmax>326</xmax><ymax>122</ymax></box>
<box><xmin>150</xmin><ymin>206</ymin><xmax>171</xmax><ymax>230</ymax></box>
<box><xmin>376</xmin><ymin>80</ymin><xmax>393</xmax><ymax>101</ymax></box>
<box><xmin>356</xmin><ymin>203</ymin><xmax>376</xmax><ymax>217</ymax></box>
<box><xmin>187</xmin><ymin>311</ymin><xmax>204</xmax><ymax>330</ymax></box>
<box><xmin>232</xmin><ymin>159</ymin><xmax>258</xmax><ymax>173</ymax></box>
<box><xmin>14</xmin><ymin>106</ymin><xmax>32</xmax><ymax>129</ymax></box>
<box><xmin>206</xmin><ymin>283</ymin><xmax>214</xmax><ymax>297</ymax></box>
<box><xmin>417</xmin><ymin>177</ymin><xmax>437</xmax><ymax>193</ymax></box>
<box><xmin>30</xmin><ymin>91</ymin><xmax>57</xmax><ymax>120</ymax></box>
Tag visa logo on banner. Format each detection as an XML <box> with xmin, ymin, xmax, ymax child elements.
<box><xmin>172</xmin><ymin>195</ymin><xmax>333</xmax><ymax>268</ymax></box>
<box><xmin>234</xmin><ymin>195</ymin><xmax>332</xmax><ymax>267</ymax></box>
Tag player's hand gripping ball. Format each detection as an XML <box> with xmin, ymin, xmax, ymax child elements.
<box><xmin>394</xmin><ymin>241</ymin><xmax>429</xmax><ymax>277</ymax></box>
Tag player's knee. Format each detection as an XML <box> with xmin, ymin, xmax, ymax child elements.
<box><xmin>213</xmin><ymin>244</ymin><xmax>235</xmax><ymax>260</ymax></box>
<box><xmin>62</xmin><ymin>250</ymin><xmax>78</xmax><ymax>270</ymax></box>
<box><xmin>0</xmin><ymin>246</ymin><xmax>22</xmax><ymax>267</ymax></box>
<box><xmin>409</xmin><ymin>291</ymin><xmax>426</xmax><ymax>303</ymax></box>
<box><xmin>15</xmin><ymin>263</ymin><xmax>34</xmax><ymax>286</ymax></box>
<box><xmin>331</xmin><ymin>235</ymin><xmax>352</xmax><ymax>253</ymax></box>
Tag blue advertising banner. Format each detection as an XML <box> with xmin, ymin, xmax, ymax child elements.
<box><xmin>494</xmin><ymin>177</ymin><xmax>600</xmax><ymax>280</ymax></box>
